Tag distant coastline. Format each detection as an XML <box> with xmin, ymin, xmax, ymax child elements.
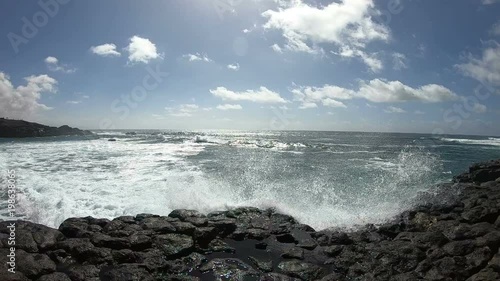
<box><xmin>0</xmin><ymin>118</ymin><xmax>92</xmax><ymax>138</ymax></box>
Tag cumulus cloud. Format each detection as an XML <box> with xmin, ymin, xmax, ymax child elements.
<box><xmin>262</xmin><ymin>0</ymin><xmax>390</xmax><ymax>70</ymax></box>
<box><xmin>292</xmin><ymin>84</ymin><xmax>354</xmax><ymax>109</ymax></box>
<box><xmin>456</xmin><ymin>44</ymin><xmax>500</xmax><ymax>86</ymax></box>
<box><xmin>45</xmin><ymin>56</ymin><xmax>58</xmax><ymax>64</ymax></box>
<box><xmin>291</xmin><ymin>79</ymin><xmax>458</xmax><ymax>108</ymax></box>
<box><xmin>0</xmin><ymin>72</ymin><xmax>57</xmax><ymax>119</ymax></box>
<box><xmin>227</xmin><ymin>63</ymin><xmax>240</xmax><ymax>71</ymax></box>
<box><xmin>183</xmin><ymin>53</ymin><xmax>212</xmax><ymax>62</ymax></box>
<box><xmin>210</xmin><ymin>86</ymin><xmax>287</xmax><ymax>104</ymax></box>
<box><xmin>384</xmin><ymin>106</ymin><xmax>406</xmax><ymax>113</ymax></box>
<box><xmin>392</xmin><ymin>53</ymin><xmax>408</xmax><ymax>70</ymax></box>
<box><xmin>299</xmin><ymin>102</ymin><xmax>318</xmax><ymax>109</ymax></box>
<box><xmin>90</xmin><ymin>43</ymin><xmax>121</xmax><ymax>57</ymax></box>
<box><xmin>216</xmin><ymin>104</ymin><xmax>242</xmax><ymax>110</ymax></box>
<box><xmin>44</xmin><ymin>56</ymin><xmax>76</xmax><ymax>73</ymax></box>
<box><xmin>125</xmin><ymin>36</ymin><xmax>162</xmax><ymax>64</ymax></box>
<box><xmin>357</xmin><ymin>79</ymin><xmax>458</xmax><ymax>103</ymax></box>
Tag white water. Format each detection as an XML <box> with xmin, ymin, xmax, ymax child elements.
<box><xmin>441</xmin><ymin>137</ymin><xmax>500</xmax><ymax>146</ymax></box>
<box><xmin>0</xmin><ymin>134</ymin><xmax>447</xmax><ymax>230</ymax></box>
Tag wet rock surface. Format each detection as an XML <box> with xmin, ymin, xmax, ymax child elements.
<box><xmin>1</xmin><ymin>159</ymin><xmax>500</xmax><ymax>280</ymax></box>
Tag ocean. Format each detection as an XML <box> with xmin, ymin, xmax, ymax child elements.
<box><xmin>1</xmin><ymin>131</ymin><xmax>500</xmax><ymax>230</ymax></box>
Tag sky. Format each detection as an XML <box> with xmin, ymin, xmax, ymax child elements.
<box><xmin>0</xmin><ymin>0</ymin><xmax>499</xmax><ymax>135</ymax></box>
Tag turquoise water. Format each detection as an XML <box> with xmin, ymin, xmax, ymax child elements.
<box><xmin>1</xmin><ymin>131</ymin><xmax>499</xmax><ymax>230</ymax></box>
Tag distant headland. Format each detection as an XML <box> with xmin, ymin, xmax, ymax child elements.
<box><xmin>0</xmin><ymin>118</ymin><xmax>92</xmax><ymax>138</ymax></box>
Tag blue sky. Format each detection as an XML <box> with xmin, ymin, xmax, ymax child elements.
<box><xmin>0</xmin><ymin>0</ymin><xmax>499</xmax><ymax>135</ymax></box>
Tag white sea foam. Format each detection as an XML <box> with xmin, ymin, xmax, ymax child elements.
<box><xmin>441</xmin><ymin>137</ymin><xmax>500</xmax><ymax>146</ymax></box>
<box><xmin>0</xmin><ymin>137</ymin><xmax>443</xmax><ymax>230</ymax></box>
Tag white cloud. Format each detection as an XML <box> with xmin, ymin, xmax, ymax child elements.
<box><xmin>242</xmin><ymin>24</ymin><xmax>257</xmax><ymax>34</ymax></box>
<box><xmin>44</xmin><ymin>56</ymin><xmax>76</xmax><ymax>73</ymax></box>
<box><xmin>125</xmin><ymin>36</ymin><xmax>162</xmax><ymax>64</ymax></box>
<box><xmin>322</xmin><ymin>98</ymin><xmax>347</xmax><ymax>108</ymax></box>
<box><xmin>183</xmin><ymin>53</ymin><xmax>212</xmax><ymax>62</ymax></box>
<box><xmin>299</xmin><ymin>102</ymin><xmax>318</xmax><ymax>109</ymax></box>
<box><xmin>357</xmin><ymin>79</ymin><xmax>458</xmax><ymax>103</ymax></box>
<box><xmin>292</xmin><ymin>84</ymin><xmax>354</xmax><ymax>109</ymax></box>
<box><xmin>392</xmin><ymin>52</ymin><xmax>408</xmax><ymax>70</ymax></box>
<box><xmin>90</xmin><ymin>43</ymin><xmax>121</xmax><ymax>57</ymax></box>
<box><xmin>356</xmin><ymin>51</ymin><xmax>382</xmax><ymax>72</ymax></box>
<box><xmin>66</xmin><ymin>100</ymin><xmax>81</xmax><ymax>104</ymax></box>
<box><xmin>45</xmin><ymin>56</ymin><xmax>58</xmax><ymax>64</ymax></box>
<box><xmin>291</xmin><ymin>79</ymin><xmax>458</xmax><ymax>108</ymax></box>
<box><xmin>292</xmin><ymin>85</ymin><xmax>355</xmax><ymax>101</ymax></box>
<box><xmin>472</xmin><ymin>103</ymin><xmax>487</xmax><ymax>113</ymax></box>
<box><xmin>0</xmin><ymin>72</ymin><xmax>57</xmax><ymax>119</ymax></box>
<box><xmin>271</xmin><ymin>44</ymin><xmax>283</xmax><ymax>53</ymax></box>
<box><xmin>210</xmin><ymin>86</ymin><xmax>287</xmax><ymax>104</ymax></box>
<box><xmin>227</xmin><ymin>63</ymin><xmax>240</xmax><ymax>71</ymax></box>
<box><xmin>456</xmin><ymin>44</ymin><xmax>500</xmax><ymax>86</ymax></box>
<box><xmin>334</xmin><ymin>46</ymin><xmax>383</xmax><ymax>72</ymax></box>
<box><xmin>262</xmin><ymin>0</ymin><xmax>389</xmax><ymax>69</ymax></box>
<box><xmin>414</xmin><ymin>110</ymin><xmax>425</xmax><ymax>115</ymax></box>
<box><xmin>216</xmin><ymin>104</ymin><xmax>243</xmax><ymax>110</ymax></box>
<box><xmin>384</xmin><ymin>106</ymin><xmax>406</xmax><ymax>113</ymax></box>
<box><xmin>165</xmin><ymin>104</ymin><xmax>199</xmax><ymax>117</ymax></box>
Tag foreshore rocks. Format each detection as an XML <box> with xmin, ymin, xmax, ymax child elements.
<box><xmin>0</xmin><ymin>118</ymin><xmax>92</xmax><ymax>138</ymax></box>
<box><xmin>1</xmin><ymin>160</ymin><xmax>500</xmax><ymax>280</ymax></box>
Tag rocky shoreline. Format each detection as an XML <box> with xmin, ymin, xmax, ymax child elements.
<box><xmin>1</xmin><ymin>160</ymin><xmax>500</xmax><ymax>281</ymax></box>
<box><xmin>0</xmin><ymin>118</ymin><xmax>92</xmax><ymax>138</ymax></box>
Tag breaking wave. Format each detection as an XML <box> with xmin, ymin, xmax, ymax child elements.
<box><xmin>5</xmin><ymin>131</ymin><xmax>500</xmax><ymax>230</ymax></box>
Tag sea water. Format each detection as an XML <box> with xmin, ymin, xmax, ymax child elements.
<box><xmin>1</xmin><ymin>130</ymin><xmax>499</xmax><ymax>230</ymax></box>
